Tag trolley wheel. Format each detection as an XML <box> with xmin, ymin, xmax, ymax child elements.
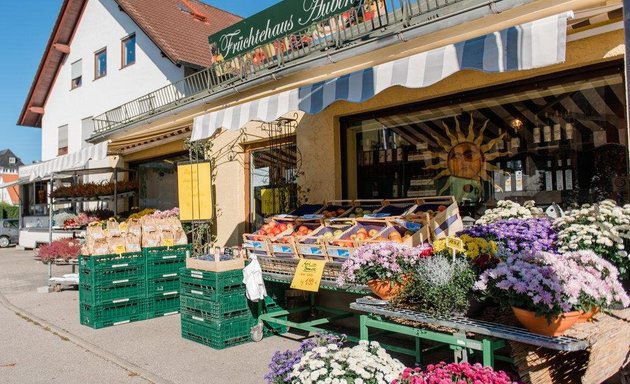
<box><xmin>53</xmin><ymin>284</ymin><xmax>62</xmax><ymax>292</ymax></box>
<box><xmin>251</xmin><ymin>321</ymin><xmax>264</xmax><ymax>342</ymax></box>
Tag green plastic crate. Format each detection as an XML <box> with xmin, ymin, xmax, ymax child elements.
<box><xmin>179</xmin><ymin>274</ymin><xmax>244</xmax><ymax>301</ymax></box>
<box><xmin>80</xmin><ymin>299</ymin><xmax>146</xmax><ymax>329</ymax></box>
<box><xmin>179</xmin><ymin>268</ymin><xmax>244</xmax><ymax>291</ymax></box>
<box><xmin>147</xmin><ymin>259</ymin><xmax>185</xmax><ymax>279</ymax></box>
<box><xmin>144</xmin><ymin>245</ymin><xmax>190</xmax><ymax>262</ymax></box>
<box><xmin>79</xmin><ymin>252</ymin><xmax>144</xmax><ymax>272</ymax></box>
<box><xmin>79</xmin><ymin>278</ymin><xmax>146</xmax><ymax>305</ymax></box>
<box><xmin>180</xmin><ymin>293</ymin><xmax>250</xmax><ymax>323</ymax></box>
<box><xmin>147</xmin><ymin>276</ymin><xmax>180</xmax><ymax>297</ymax></box>
<box><xmin>180</xmin><ymin>317</ymin><xmax>252</xmax><ymax>350</ymax></box>
<box><xmin>80</xmin><ymin>265</ymin><xmax>146</xmax><ymax>286</ymax></box>
<box><xmin>147</xmin><ymin>295</ymin><xmax>180</xmax><ymax>318</ymax></box>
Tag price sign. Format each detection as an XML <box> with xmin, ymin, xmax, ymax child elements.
<box><xmin>114</xmin><ymin>244</ymin><xmax>126</xmax><ymax>254</ymax></box>
<box><xmin>446</xmin><ymin>236</ymin><xmax>465</xmax><ymax>252</ymax></box>
<box><xmin>162</xmin><ymin>239</ymin><xmax>175</xmax><ymax>247</ymax></box>
<box><xmin>290</xmin><ymin>259</ymin><xmax>326</xmax><ymax>292</ymax></box>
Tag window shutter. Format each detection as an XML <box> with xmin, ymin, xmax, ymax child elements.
<box><xmin>58</xmin><ymin>125</ymin><xmax>68</xmax><ymax>149</ymax></box>
<box><xmin>81</xmin><ymin>118</ymin><xmax>94</xmax><ymax>145</ymax></box>
<box><xmin>71</xmin><ymin>59</ymin><xmax>82</xmax><ymax>79</ymax></box>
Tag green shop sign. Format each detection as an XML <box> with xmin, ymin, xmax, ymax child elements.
<box><xmin>208</xmin><ymin>0</ymin><xmax>363</xmax><ymax>60</ymax></box>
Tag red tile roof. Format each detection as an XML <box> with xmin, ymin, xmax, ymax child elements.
<box><xmin>0</xmin><ymin>174</ymin><xmax>20</xmax><ymax>205</ymax></box>
<box><xmin>19</xmin><ymin>0</ymin><xmax>242</xmax><ymax>128</ymax></box>
<box><xmin>115</xmin><ymin>0</ymin><xmax>242</xmax><ymax>68</ymax></box>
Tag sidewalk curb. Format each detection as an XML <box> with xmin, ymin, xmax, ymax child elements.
<box><xmin>0</xmin><ymin>290</ymin><xmax>175</xmax><ymax>384</ymax></box>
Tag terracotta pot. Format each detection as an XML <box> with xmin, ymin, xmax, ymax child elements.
<box><xmin>577</xmin><ymin>307</ymin><xmax>600</xmax><ymax>323</ymax></box>
<box><xmin>367</xmin><ymin>279</ymin><xmax>404</xmax><ymax>300</ymax></box>
<box><xmin>511</xmin><ymin>307</ymin><xmax>581</xmax><ymax>336</ymax></box>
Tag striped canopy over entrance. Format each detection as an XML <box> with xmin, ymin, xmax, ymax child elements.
<box><xmin>192</xmin><ymin>12</ymin><xmax>572</xmax><ymax>141</ymax></box>
<box><xmin>19</xmin><ymin>141</ymin><xmax>109</xmax><ymax>181</ymax></box>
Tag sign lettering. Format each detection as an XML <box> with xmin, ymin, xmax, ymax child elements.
<box><xmin>209</xmin><ymin>0</ymin><xmax>363</xmax><ymax>60</ymax></box>
<box><xmin>446</xmin><ymin>236</ymin><xmax>465</xmax><ymax>252</ymax></box>
<box><xmin>290</xmin><ymin>259</ymin><xmax>326</xmax><ymax>292</ymax></box>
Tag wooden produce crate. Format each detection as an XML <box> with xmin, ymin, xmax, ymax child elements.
<box><xmin>405</xmin><ymin>196</ymin><xmax>463</xmax><ymax>240</ymax></box>
<box><xmin>294</xmin><ymin>224</ymin><xmax>352</xmax><ymax>260</ymax></box>
<box><xmin>342</xmin><ymin>199</ymin><xmax>384</xmax><ymax>219</ymax></box>
<box><xmin>185</xmin><ymin>255</ymin><xmax>245</xmax><ymax>273</ymax></box>
<box><xmin>324</xmin><ymin>220</ymin><xmax>388</xmax><ymax>261</ymax></box>
<box><xmin>369</xmin><ymin>220</ymin><xmax>431</xmax><ymax>247</ymax></box>
<box><xmin>319</xmin><ymin>200</ymin><xmax>354</xmax><ymax>219</ymax></box>
<box><xmin>374</xmin><ymin>198</ymin><xmax>418</xmax><ymax>218</ymax></box>
<box><xmin>266</xmin><ymin>221</ymin><xmax>321</xmax><ymax>258</ymax></box>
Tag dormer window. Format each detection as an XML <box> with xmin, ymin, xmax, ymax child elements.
<box><xmin>9</xmin><ymin>157</ymin><xmax>16</xmax><ymax>164</ymax></box>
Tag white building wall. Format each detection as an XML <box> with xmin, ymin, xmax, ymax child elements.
<box><xmin>41</xmin><ymin>0</ymin><xmax>185</xmax><ymax>160</ymax></box>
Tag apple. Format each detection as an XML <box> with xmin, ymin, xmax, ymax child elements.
<box><xmin>278</xmin><ymin>223</ymin><xmax>288</xmax><ymax>232</ymax></box>
<box><xmin>337</xmin><ymin>208</ymin><xmax>345</xmax><ymax>215</ymax></box>
<box><xmin>363</xmin><ymin>210</ymin><xmax>371</xmax><ymax>214</ymax></box>
<box><xmin>268</xmin><ymin>221</ymin><xmax>277</xmax><ymax>228</ymax></box>
<box><xmin>286</xmin><ymin>223</ymin><xmax>294</xmax><ymax>229</ymax></box>
<box><xmin>368</xmin><ymin>229</ymin><xmax>379</xmax><ymax>237</ymax></box>
<box><xmin>438</xmin><ymin>205</ymin><xmax>447</xmax><ymax>212</ymax></box>
<box><xmin>261</xmin><ymin>224</ymin><xmax>271</xmax><ymax>233</ymax></box>
<box><xmin>333</xmin><ymin>230</ymin><xmax>343</xmax><ymax>237</ymax></box>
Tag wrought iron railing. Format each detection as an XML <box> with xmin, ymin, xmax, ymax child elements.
<box><xmin>92</xmin><ymin>0</ymin><xmax>467</xmax><ymax>136</ymax></box>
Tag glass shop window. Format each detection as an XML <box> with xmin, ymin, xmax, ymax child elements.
<box><xmin>343</xmin><ymin>68</ymin><xmax>628</xmax><ymax>217</ymax></box>
<box><xmin>249</xmin><ymin>143</ymin><xmax>298</xmax><ymax>230</ymax></box>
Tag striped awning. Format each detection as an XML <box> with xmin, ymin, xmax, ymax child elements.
<box><xmin>192</xmin><ymin>12</ymin><xmax>572</xmax><ymax>141</ymax></box>
<box><xmin>19</xmin><ymin>141</ymin><xmax>109</xmax><ymax>181</ymax></box>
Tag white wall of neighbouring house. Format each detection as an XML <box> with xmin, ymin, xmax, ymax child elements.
<box><xmin>41</xmin><ymin>0</ymin><xmax>185</xmax><ymax>161</ymax></box>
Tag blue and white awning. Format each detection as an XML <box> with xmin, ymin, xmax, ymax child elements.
<box><xmin>19</xmin><ymin>141</ymin><xmax>109</xmax><ymax>182</ymax></box>
<box><xmin>192</xmin><ymin>12</ymin><xmax>572</xmax><ymax>141</ymax></box>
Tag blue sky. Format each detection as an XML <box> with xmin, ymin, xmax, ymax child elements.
<box><xmin>0</xmin><ymin>0</ymin><xmax>279</xmax><ymax>165</ymax></box>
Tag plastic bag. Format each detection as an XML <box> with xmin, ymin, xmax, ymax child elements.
<box><xmin>106</xmin><ymin>218</ymin><xmax>121</xmax><ymax>237</ymax></box>
<box><xmin>108</xmin><ymin>236</ymin><xmax>126</xmax><ymax>254</ymax></box>
<box><xmin>125</xmin><ymin>233</ymin><xmax>141</xmax><ymax>253</ymax></box>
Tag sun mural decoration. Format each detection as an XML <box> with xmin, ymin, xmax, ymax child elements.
<box><xmin>425</xmin><ymin>114</ymin><xmax>511</xmax><ymax>197</ymax></box>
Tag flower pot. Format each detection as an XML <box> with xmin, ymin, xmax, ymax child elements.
<box><xmin>367</xmin><ymin>279</ymin><xmax>404</xmax><ymax>300</ymax></box>
<box><xmin>577</xmin><ymin>307</ymin><xmax>600</xmax><ymax>323</ymax></box>
<box><xmin>511</xmin><ymin>307</ymin><xmax>581</xmax><ymax>336</ymax></box>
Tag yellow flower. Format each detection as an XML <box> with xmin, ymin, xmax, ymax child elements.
<box><xmin>433</xmin><ymin>239</ymin><xmax>447</xmax><ymax>253</ymax></box>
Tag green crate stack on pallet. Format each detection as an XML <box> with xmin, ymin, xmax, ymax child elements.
<box><xmin>179</xmin><ymin>267</ymin><xmax>256</xmax><ymax>349</ymax></box>
<box><xmin>145</xmin><ymin>245</ymin><xmax>189</xmax><ymax>318</ymax></box>
<box><xmin>79</xmin><ymin>252</ymin><xmax>147</xmax><ymax>329</ymax></box>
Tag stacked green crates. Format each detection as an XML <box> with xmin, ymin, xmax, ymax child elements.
<box><xmin>179</xmin><ymin>268</ymin><xmax>254</xmax><ymax>349</ymax></box>
<box><xmin>79</xmin><ymin>252</ymin><xmax>147</xmax><ymax>329</ymax></box>
<box><xmin>145</xmin><ymin>245</ymin><xmax>189</xmax><ymax>318</ymax></box>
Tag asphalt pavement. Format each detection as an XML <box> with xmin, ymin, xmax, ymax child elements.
<box><xmin>0</xmin><ymin>247</ymin><xmax>301</xmax><ymax>384</ymax></box>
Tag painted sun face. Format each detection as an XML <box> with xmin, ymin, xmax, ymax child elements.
<box><xmin>425</xmin><ymin>115</ymin><xmax>510</xmax><ymax>194</ymax></box>
<box><xmin>448</xmin><ymin>142</ymin><xmax>483</xmax><ymax>179</ymax></box>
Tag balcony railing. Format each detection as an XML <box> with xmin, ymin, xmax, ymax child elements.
<box><xmin>92</xmin><ymin>0</ymin><xmax>468</xmax><ymax>136</ymax></box>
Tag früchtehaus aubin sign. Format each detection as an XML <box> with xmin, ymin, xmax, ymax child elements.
<box><xmin>209</xmin><ymin>0</ymin><xmax>363</xmax><ymax>60</ymax></box>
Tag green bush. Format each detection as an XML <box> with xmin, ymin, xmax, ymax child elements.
<box><xmin>0</xmin><ymin>202</ymin><xmax>18</xmax><ymax>219</ymax></box>
<box><xmin>396</xmin><ymin>255</ymin><xmax>476</xmax><ymax>316</ymax></box>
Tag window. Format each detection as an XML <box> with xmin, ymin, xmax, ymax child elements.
<box><xmin>122</xmin><ymin>34</ymin><xmax>136</xmax><ymax>67</ymax></box>
<box><xmin>342</xmin><ymin>65</ymin><xmax>628</xmax><ymax>215</ymax></box>
<box><xmin>8</xmin><ymin>157</ymin><xmax>15</xmax><ymax>164</ymax></box>
<box><xmin>94</xmin><ymin>48</ymin><xmax>107</xmax><ymax>79</ymax></box>
<box><xmin>81</xmin><ymin>117</ymin><xmax>94</xmax><ymax>145</ymax></box>
<box><xmin>71</xmin><ymin>59</ymin><xmax>82</xmax><ymax>89</ymax></box>
<box><xmin>58</xmin><ymin>125</ymin><xmax>68</xmax><ymax>156</ymax></box>
<box><xmin>247</xmin><ymin>140</ymin><xmax>298</xmax><ymax>231</ymax></box>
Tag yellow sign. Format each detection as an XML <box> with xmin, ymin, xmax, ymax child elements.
<box><xmin>162</xmin><ymin>239</ymin><xmax>175</xmax><ymax>247</ymax></box>
<box><xmin>290</xmin><ymin>259</ymin><xmax>326</xmax><ymax>292</ymax></box>
<box><xmin>114</xmin><ymin>244</ymin><xmax>126</xmax><ymax>254</ymax></box>
<box><xmin>178</xmin><ymin>162</ymin><xmax>213</xmax><ymax>221</ymax></box>
<box><xmin>446</xmin><ymin>236</ymin><xmax>465</xmax><ymax>252</ymax></box>
<box><xmin>261</xmin><ymin>187</ymin><xmax>290</xmax><ymax>215</ymax></box>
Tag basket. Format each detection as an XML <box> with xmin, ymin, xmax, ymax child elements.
<box><xmin>179</xmin><ymin>271</ymin><xmax>245</xmax><ymax>301</ymax></box>
<box><xmin>144</xmin><ymin>245</ymin><xmax>190</xmax><ymax>261</ymax></box>
<box><xmin>147</xmin><ymin>295</ymin><xmax>180</xmax><ymax>318</ymax></box>
<box><xmin>180</xmin><ymin>316</ymin><xmax>252</xmax><ymax>350</ymax></box>
<box><xmin>79</xmin><ymin>278</ymin><xmax>146</xmax><ymax>305</ymax></box>
<box><xmin>180</xmin><ymin>293</ymin><xmax>250</xmax><ymax>323</ymax></box>
<box><xmin>80</xmin><ymin>299</ymin><xmax>146</xmax><ymax>329</ymax></box>
<box><xmin>79</xmin><ymin>252</ymin><xmax>144</xmax><ymax>273</ymax></box>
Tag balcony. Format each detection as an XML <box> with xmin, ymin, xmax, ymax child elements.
<box><xmin>90</xmin><ymin>0</ymin><xmax>504</xmax><ymax>138</ymax></box>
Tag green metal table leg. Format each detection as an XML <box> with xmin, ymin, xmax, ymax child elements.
<box><xmin>415</xmin><ymin>337</ymin><xmax>422</xmax><ymax>364</ymax></box>
<box><xmin>482</xmin><ymin>339</ymin><xmax>494</xmax><ymax>368</ymax></box>
<box><xmin>359</xmin><ymin>315</ymin><xmax>368</xmax><ymax>341</ymax></box>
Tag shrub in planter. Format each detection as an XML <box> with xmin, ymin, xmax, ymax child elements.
<box><xmin>37</xmin><ymin>238</ymin><xmax>82</xmax><ymax>263</ymax></box>
<box><xmin>393</xmin><ymin>362</ymin><xmax>519</xmax><ymax>384</ymax></box>
<box><xmin>396</xmin><ymin>255</ymin><xmax>476</xmax><ymax>316</ymax></box>
<box><xmin>554</xmin><ymin>199</ymin><xmax>630</xmax><ymax>278</ymax></box>
<box><xmin>475</xmin><ymin>250</ymin><xmax>629</xmax><ymax>335</ymax></box>
<box><xmin>289</xmin><ymin>340</ymin><xmax>404</xmax><ymax>384</ymax></box>
<box><xmin>266</xmin><ymin>334</ymin><xmax>345</xmax><ymax>384</ymax></box>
